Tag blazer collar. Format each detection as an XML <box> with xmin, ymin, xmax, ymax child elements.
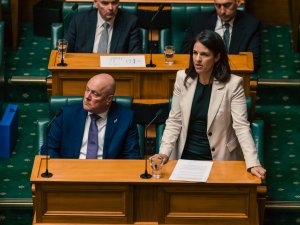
<box><xmin>180</xmin><ymin>77</ymin><xmax>198</xmax><ymax>131</ymax></box>
<box><xmin>207</xmin><ymin>79</ymin><xmax>225</xmax><ymax>129</ymax></box>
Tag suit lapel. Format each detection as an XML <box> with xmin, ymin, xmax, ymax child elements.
<box><xmin>207</xmin><ymin>79</ymin><xmax>225</xmax><ymax>130</ymax></box>
<box><xmin>73</xmin><ymin>107</ymin><xmax>88</xmax><ymax>158</ymax></box>
<box><xmin>103</xmin><ymin>103</ymin><xmax>119</xmax><ymax>158</ymax></box>
<box><xmin>86</xmin><ymin>9</ymin><xmax>98</xmax><ymax>52</ymax></box>
<box><xmin>110</xmin><ymin>11</ymin><xmax>123</xmax><ymax>53</ymax></box>
<box><xmin>181</xmin><ymin>77</ymin><xmax>197</xmax><ymax>135</ymax></box>
<box><xmin>230</xmin><ymin>11</ymin><xmax>245</xmax><ymax>53</ymax></box>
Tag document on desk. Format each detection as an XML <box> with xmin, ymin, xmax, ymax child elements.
<box><xmin>100</xmin><ymin>55</ymin><xmax>146</xmax><ymax>67</ymax></box>
<box><xmin>169</xmin><ymin>159</ymin><xmax>213</xmax><ymax>182</ymax></box>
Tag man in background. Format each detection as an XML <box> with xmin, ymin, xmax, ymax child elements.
<box><xmin>41</xmin><ymin>73</ymin><xmax>141</xmax><ymax>159</ymax></box>
<box><xmin>181</xmin><ymin>0</ymin><xmax>261</xmax><ymax>72</ymax></box>
<box><xmin>66</xmin><ymin>0</ymin><xmax>142</xmax><ymax>53</ymax></box>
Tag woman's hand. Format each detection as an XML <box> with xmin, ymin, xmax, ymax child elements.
<box><xmin>250</xmin><ymin>166</ymin><xmax>266</xmax><ymax>180</ymax></box>
<box><xmin>149</xmin><ymin>154</ymin><xmax>169</xmax><ymax>164</ymax></box>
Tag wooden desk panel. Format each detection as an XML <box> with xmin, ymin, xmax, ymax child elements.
<box><xmin>31</xmin><ymin>156</ymin><xmax>260</xmax><ymax>225</ymax></box>
<box><xmin>48</xmin><ymin>51</ymin><xmax>254</xmax><ymax>98</ymax></box>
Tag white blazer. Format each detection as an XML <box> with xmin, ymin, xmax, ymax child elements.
<box><xmin>159</xmin><ymin>70</ymin><xmax>261</xmax><ymax>169</ymax></box>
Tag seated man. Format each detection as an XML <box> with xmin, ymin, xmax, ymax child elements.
<box><xmin>181</xmin><ymin>0</ymin><xmax>261</xmax><ymax>72</ymax></box>
<box><xmin>41</xmin><ymin>73</ymin><xmax>141</xmax><ymax>159</ymax></box>
<box><xmin>66</xmin><ymin>0</ymin><xmax>142</xmax><ymax>53</ymax></box>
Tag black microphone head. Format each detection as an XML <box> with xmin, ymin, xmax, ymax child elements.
<box><xmin>155</xmin><ymin>109</ymin><xmax>163</xmax><ymax>117</ymax></box>
<box><xmin>158</xmin><ymin>4</ymin><xmax>165</xmax><ymax>12</ymax></box>
<box><xmin>55</xmin><ymin>108</ymin><xmax>63</xmax><ymax>117</ymax></box>
<box><xmin>72</xmin><ymin>3</ymin><xmax>79</xmax><ymax>11</ymax></box>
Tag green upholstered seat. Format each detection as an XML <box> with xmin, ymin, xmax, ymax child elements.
<box><xmin>51</xmin><ymin>2</ymin><xmax>148</xmax><ymax>53</ymax></box>
<box><xmin>36</xmin><ymin>96</ymin><xmax>144</xmax><ymax>155</ymax></box>
<box><xmin>158</xmin><ymin>3</ymin><xmax>244</xmax><ymax>53</ymax></box>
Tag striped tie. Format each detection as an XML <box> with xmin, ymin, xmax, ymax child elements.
<box><xmin>97</xmin><ymin>22</ymin><xmax>109</xmax><ymax>53</ymax></box>
<box><xmin>223</xmin><ymin>23</ymin><xmax>230</xmax><ymax>52</ymax></box>
<box><xmin>86</xmin><ymin>114</ymin><xmax>100</xmax><ymax>159</ymax></box>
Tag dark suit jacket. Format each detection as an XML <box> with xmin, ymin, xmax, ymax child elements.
<box><xmin>41</xmin><ymin>102</ymin><xmax>141</xmax><ymax>159</ymax></box>
<box><xmin>66</xmin><ymin>9</ymin><xmax>142</xmax><ymax>53</ymax></box>
<box><xmin>181</xmin><ymin>10</ymin><xmax>261</xmax><ymax>72</ymax></box>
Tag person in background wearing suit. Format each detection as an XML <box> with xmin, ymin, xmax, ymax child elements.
<box><xmin>41</xmin><ymin>73</ymin><xmax>141</xmax><ymax>159</ymax></box>
<box><xmin>153</xmin><ymin>30</ymin><xmax>266</xmax><ymax>179</ymax></box>
<box><xmin>66</xmin><ymin>0</ymin><xmax>142</xmax><ymax>53</ymax></box>
<box><xmin>181</xmin><ymin>0</ymin><xmax>261</xmax><ymax>72</ymax></box>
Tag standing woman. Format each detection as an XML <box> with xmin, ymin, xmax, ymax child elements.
<box><xmin>155</xmin><ymin>30</ymin><xmax>266</xmax><ymax>179</ymax></box>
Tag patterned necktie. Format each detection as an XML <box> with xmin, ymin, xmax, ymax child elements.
<box><xmin>223</xmin><ymin>23</ymin><xmax>230</xmax><ymax>52</ymax></box>
<box><xmin>97</xmin><ymin>22</ymin><xmax>109</xmax><ymax>53</ymax></box>
<box><xmin>86</xmin><ymin>114</ymin><xmax>100</xmax><ymax>159</ymax></box>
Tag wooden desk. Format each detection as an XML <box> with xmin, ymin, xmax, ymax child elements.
<box><xmin>31</xmin><ymin>156</ymin><xmax>260</xmax><ymax>225</ymax></box>
<box><xmin>48</xmin><ymin>51</ymin><xmax>254</xmax><ymax>98</ymax></box>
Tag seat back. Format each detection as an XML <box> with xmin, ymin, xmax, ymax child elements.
<box><xmin>158</xmin><ymin>3</ymin><xmax>244</xmax><ymax>53</ymax></box>
<box><xmin>37</xmin><ymin>95</ymin><xmax>135</xmax><ymax>153</ymax></box>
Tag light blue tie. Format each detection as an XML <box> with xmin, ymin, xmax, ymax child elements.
<box><xmin>86</xmin><ymin>114</ymin><xmax>100</xmax><ymax>159</ymax></box>
<box><xmin>97</xmin><ymin>22</ymin><xmax>109</xmax><ymax>53</ymax></box>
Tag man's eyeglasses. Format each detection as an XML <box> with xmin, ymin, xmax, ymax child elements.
<box><xmin>214</xmin><ymin>2</ymin><xmax>233</xmax><ymax>9</ymax></box>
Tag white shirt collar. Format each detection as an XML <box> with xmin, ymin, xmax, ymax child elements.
<box><xmin>215</xmin><ymin>16</ymin><xmax>235</xmax><ymax>31</ymax></box>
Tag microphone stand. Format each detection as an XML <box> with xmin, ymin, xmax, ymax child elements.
<box><xmin>57</xmin><ymin>3</ymin><xmax>79</xmax><ymax>67</ymax></box>
<box><xmin>140</xmin><ymin>109</ymin><xmax>163</xmax><ymax>179</ymax></box>
<box><xmin>146</xmin><ymin>4</ymin><xmax>165</xmax><ymax>68</ymax></box>
<box><xmin>41</xmin><ymin>109</ymin><xmax>62</xmax><ymax>178</ymax></box>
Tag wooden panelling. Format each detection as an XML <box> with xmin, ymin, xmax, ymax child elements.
<box><xmin>246</xmin><ymin>0</ymin><xmax>290</xmax><ymax>25</ymax></box>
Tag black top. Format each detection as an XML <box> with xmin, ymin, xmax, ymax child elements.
<box><xmin>181</xmin><ymin>81</ymin><xmax>212</xmax><ymax>160</ymax></box>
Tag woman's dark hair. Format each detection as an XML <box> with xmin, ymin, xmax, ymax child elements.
<box><xmin>184</xmin><ymin>30</ymin><xmax>231</xmax><ymax>87</ymax></box>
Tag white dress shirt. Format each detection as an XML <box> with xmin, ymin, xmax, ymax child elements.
<box><xmin>93</xmin><ymin>12</ymin><xmax>114</xmax><ymax>53</ymax></box>
<box><xmin>215</xmin><ymin>16</ymin><xmax>234</xmax><ymax>46</ymax></box>
<box><xmin>79</xmin><ymin>111</ymin><xmax>108</xmax><ymax>159</ymax></box>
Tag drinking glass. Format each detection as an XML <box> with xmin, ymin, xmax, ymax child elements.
<box><xmin>57</xmin><ymin>39</ymin><xmax>68</xmax><ymax>59</ymax></box>
<box><xmin>150</xmin><ymin>156</ymin><xmax>164</xmax><ymax>178</ymax></box>
<box><xmin>164</xmin><ymin>45</ymin><xmax>175</xmax><ymax>65</ymax></box>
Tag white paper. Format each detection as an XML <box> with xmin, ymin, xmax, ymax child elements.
<box><xmin>169</xmin><ymin>159</ymin><xmax>213</xmax><ymax>182</ymax></box>
<box><xmin>100</xmin><ymin>55</ymin><xmax>146</xmax><ymax>67</ymax></box>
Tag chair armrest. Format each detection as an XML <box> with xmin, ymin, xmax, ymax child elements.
<box><xmin>155</xmin><ymin>123</ymin><xmax>166</xmax><ymax>154</ymax></box>
<box><xmin>137</xmin><ymin>124</ymin><xmax>145</xmax><ymax>157</ymax></box>
<box><xmin>139</xmin><ymin>28</ymin><xmax>148</xmax><ymax>53</ymax></box>
<box><xmin>251</xmin><ymin>119</ymin><xmax>264</xmax><ymax>166</ymax></box>
<box><xmin>37</xmin><ymin>118</ymin><xmax>50</xmax><ymax>155</ymax></box>
<box><xmin>51</xmin><ymin>22</ymin><xmax>63</xmax><ymax>50</ymax></box>
<box><xmin>158</xmin><ymin>28</ymin><xmax>171</xmax><ymax>54</ymax></box>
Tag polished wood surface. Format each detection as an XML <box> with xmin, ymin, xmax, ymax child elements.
<box><xmin>31</xmin><ymin>155</ymin><xmax>260</xmax><ymax>225</ymax></box>
<box><xmin>48</xmin><ymin>51</ymin><xmax>254</xmax><ymax>98</ymax></box>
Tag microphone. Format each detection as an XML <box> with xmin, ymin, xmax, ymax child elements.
<box><xmin>140</xmin><ymin>109</ymin><xmax>163</xmax><ymax>179</ymax></box>
<box><xmin>57</xmin><ymin>3</ymin><xmax>79</xmax><ymax>67</ymax></box>
<box><xmin>41</xmin><ymin>108</ymin><xmax>63</xmax><ymax>178</ymax></box>
<box><xmin>146</xmin><ymin>4</ymin><xmax>165</xmax><ymax>68</ymax></box>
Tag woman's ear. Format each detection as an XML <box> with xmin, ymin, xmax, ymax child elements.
<box><xmin>215</xmin><ymin>53</ymin><xmax>221</xmax><ymax>63</ymax></box>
